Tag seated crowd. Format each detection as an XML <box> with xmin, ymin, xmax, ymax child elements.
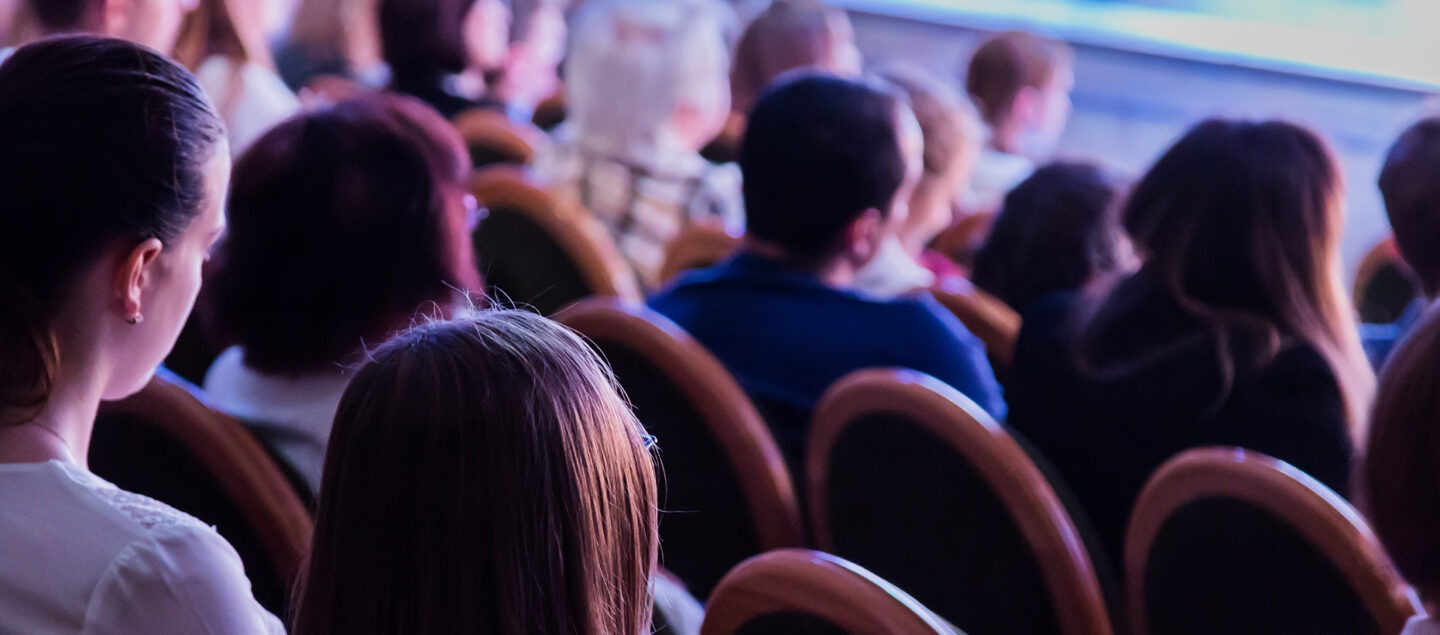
<box><xmin>2</xmin><ymin>0</ymin><xmax>1440</xmax><ymax>633</ymax></box>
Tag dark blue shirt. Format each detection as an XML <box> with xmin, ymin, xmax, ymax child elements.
<box><xmin>1360</xmin><ymin>297</ymin><xmax>1426</xmax><ymax>370</ymax></box>
<box><xmin>649</xmin><ymin>253</ymin><xmax>1006</xmax><ymax>458</ymax></box>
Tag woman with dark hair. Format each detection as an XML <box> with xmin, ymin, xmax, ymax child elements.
<box><xmin>1364</xmin><ymin>302</ymin><xmax>1440</xmax><ymax>634</ymax></box>
<box><xmin>971</xmin><ymin>161</ymin><xmax>1127</xmax><ymax>314</ymax></box>
<box><xmin>292</xmin><ymin>310</ymin><xmax>659</xmax><ymax>634</ymax></box>
<box><xmin>0</xmin><ymin>36</ymin><xmax>279</xmax><ymax>631</ymax></box>
<box><xmin>1006</xmin><ymin>119</ymin><xmax>1374</xmax><ymax>565</ymax></box>
<box><xmin>378</xmin><ymin>0</ymin><xmax>510</xmax><ymax>118</ymax></box>
<box><xmin>202</xmin><ymin>93</ymin><xmax>484</xmax><ymax>493</ymax></box>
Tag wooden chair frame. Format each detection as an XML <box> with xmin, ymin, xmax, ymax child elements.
<box><xmin>470</xmin><ymin>165</ymin><xmax>642</xmax><ymax>304</ymax></box>
<box><xmin>96</xmin><ymin>372</ymin><xmax>313</xmax><ymax>585</ymax></box>
<box><xmin>700</xmin><ymin>549</ymin><xmax>954</xmax><ymax>635</ymax></box>
<box><xmin>657</xmin><ymin>224</ymin><xmax>741</xmax><ymax>286</ymax></box>
<box><xmin>808</xmin><ymin>368</ymin><xmax>1114</xmax><ymax>635</ymax></box>
<box><xmin>1125</xmin><ymin>447</ymin><xmax>1421</xmax><ymax>635</ymax></box>
<box><xmin>554</xmin><ymin>297</ymin><xmax>805</xmax><ymax>550</ymax></box>
<box><xmin>929</xmin><ymin>281</ymin><xmax>1021</xmax><ymax>369</ymax></box>
<box><xmin>452</xmin><ymin>108</ymin><xmax>545</xmax><ymax>166</ymax></box>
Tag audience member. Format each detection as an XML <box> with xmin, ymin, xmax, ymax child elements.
<box><xmin>1006</xmin><ymin>119</ymin><xmax>1374</xmax><ymax>565</ymax></box>
<box><xmin>13</xmin><ymin>0</ymin><xmax>197</xmax><ymax>53</ymax></box>
<box><xmin>532</xmin><ymin>0</ymin><xmax>742</xmax><ymax>288</ymax></box>
<box><xmin>710</xmin><ymin>0</ymin><xmax>861</xmax><ymax>162</ymax></box>
<box><xmin>971</xmin><ymin>161</ymin><xmax>1127</xmax><ymax>314</ymax></box>
<box><xmin>201</xmin><ymin>94</ymin><xmax>484</xmax><ymax>493</ymax></box>
<box><xmin>491</xmin><ymin>0</ymin><xmax>566</xmax><ymax>121</ymax></box>
<box><xmin>378</xmin><ymin>0</ymin><xmax>511</xmax><ymax>118</ymax></box>
<box><xmin>1361</xmin><ymin>117</ymin><xmax>1440</xmax><ymax>367</ymax></box>
<box><xmin>855</xmin><ymin>63</ymin><xmax>984</xmax><ymax>299</ymax></box>
<box><xmin>292</xmin><ymin>311</ymin><xmax>659</xmax><ymax>634</ymax></box>
<box><xmin>275</xmin><ymin>0</ymin><xmax>385</xmax><ymax>90</ymax></box>
<box><xmin>174</xmin><ymin>0</ymin><xmax>300</xmax><ymax>155</ymax></box>
<box><xmin>1363</xmin><ymin>301</ymin><xmax>1440</xmax><ymax>635</ymax></box>
<box><xmin>0</xmin><ymin>36</ymin><xmax>279</xmax><ymax>632</ymax></box>
<box><xmin>650</xmin><ymin>74</ymin><xmax>1005</xmax><ymax>464</ymax></box>
<box><xmin>962</xmin><ymin>30</ymin><xmax>1074</xmax><ymax>214</ymax></box>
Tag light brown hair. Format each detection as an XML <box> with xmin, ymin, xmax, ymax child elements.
<box><xmin>292</xmin><ymin>310</ymin><xmax>659</xmax><ymax>634</ymax></box>
<box><xmin>965</xmin><ymin>30</ymin><xmax>1071</xmax><ymax>129</ymax></box>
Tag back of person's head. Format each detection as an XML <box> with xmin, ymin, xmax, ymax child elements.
<box><xmin>204</xmin><ymin>94</ymin><xmax>483</xmax><ymax>375</ymax></box>
<box><xmin>1364</xmin><ymin>301</ymin><xmax>1440</xmax><ymax>604</ymax></box>
<box><xmin>23</xmin><ymin>0</ymin><xmax>102</xmax><ymax>34</ymax></box>
<box><xmin>730</xmin><ymin>0</ymin><xmax>860</xmax><ymax>115</ymax></box>
<box><xmin>293</xmin><ymin>310</ymin><xmax>658</xmax><ymax>634</ymax></box>
<box><xmin>1378</xmin><ymin>117</ymin><xmax>1440</xmax><ymax>297</ymax></box>
<box><xmin>378</xmin><ymin>0</ymin><xmax>476</xmax><ymax>76</ymax></box>
<box><xmin>742</xmin><ymin>73</ymin><xmax>913</xmax><ymax>264</ymax></box>
<box><xmin>565</xmin><ymin>0</ymin><xmax>733</xmax><ymax>159</ymax></box>
<box><xmin>971</xmin><ymin>162</ymin><xmax>1124</xmax><ymax>312</ymax></box>
<box><xmin>0</xmin><ymin>35</ymin><xmax>224</xmax><ymax>425</ymax></box>
<box><xmin>1087</xmin><ymin>118</ymin><xmax>1372</xmax><ymax>428</ymax></box>
<box><xmin>873</xmin><ymin>63</ymin><xmax>984</xmax><ymax>248</ymax></box>
<box><xmin>965</xmin><ymin>30</ymin><xmax>1073</xmax><ymax>155</ymax></box>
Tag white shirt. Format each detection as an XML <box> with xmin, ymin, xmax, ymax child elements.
<box><xmin>197</xmin><ymin>56</ymin><xmax>301</xmax><ymax>157</ymax></box>
<box><xmin>1404</xmin><ymin>615</ymin><xmax>1440</xmax><ymax>635</ymax></box>
<box><xmin>962</xmin><ymin>146</ymin><xmax>1035</xmax><ymax>215</ymax></box>
<box><xmin>854</xmin><ymin>235</ymin><xmax>937</xmax><ymax>300</ymax></box>
<box><xmin>0</xmin><ymin>460</ymin><xmax>283</xmax><ymax>634</ymax></box>
<box><xmin>204</xmin><ymin>346</ymin><xmax>351</xmax><ymax>494</ymax></box>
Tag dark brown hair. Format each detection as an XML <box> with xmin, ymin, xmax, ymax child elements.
<box><xmin>965</xmin><ymin>30</ymin><xmax>1072</xmax><ymax>129</ymax></box>
<box><xmin>730</xmin><ymin>0</ymin><xmax>849</xmax><ymax>114</ymax></box>
<box><xmin>1378</xmin><ymin>117</ymin><xmax>1440</xmax><ymax>296</ymax></box>
<box><xmin>0</xmin><ymin>36</ymin><xmax>224</xmax><ymax>425</ymax></box>
<box><xmin>972</xmin><ymin>161</ymin><xmax>1124</xmax><ymax>313</ymax></box>
<box><xmin>1080</xmin><ymin>119</ymin><xmax>1372</xmax><ymax>431</ymax></box>
<box><xmin>203</xmin><ymin>94</ymin><xmax>483</xmax><ymax>374</ymax></box>
<box><xmin>378</xmin><ymin>0</ymin><xmax>477</xmax><ymax>77</ymax></box>
<box><xmin>1364</xmin><ymin>300</ymin><xmax>1440</xmax><ymax>602</ymax></box>
<box><xmin>293</xmin><ymin>310</ymin><xmax>659</xmax><ymax>634</ymax></box>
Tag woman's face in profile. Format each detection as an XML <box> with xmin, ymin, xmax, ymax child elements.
<box><xmin>104</xmin><ymin>148</ymin><xmax>230</xmax><ymax>400</ymax></box>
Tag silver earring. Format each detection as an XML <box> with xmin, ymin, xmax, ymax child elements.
<box><xmin>126</xmin><ymin>314</ymin><xmax>143</xmax><ymax>326</ymax></box>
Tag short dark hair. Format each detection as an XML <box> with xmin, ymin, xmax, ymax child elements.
<box><xmin>378</xmin><ymin>0</ymin><xmax>476</xmax><ymax>76</ymax></box>
<box><xmin>294</xmin><ymin>311</ymin><xmax>658</xmax><ymax>634</ymax></box>
<box><xmin>24</xmin><ymin>0</ymin><xmax>101</xmax><ymax>33</ymax></box>
<box><xmin>0</xmin><ymin>36</ymin><xmax>223</xmax><ymax>425</ymax></box>
<box><xmin>972</xmin><ymin>161</ymin><xmax>1123</xmax><ymax>312</ymax></box>
<box><xmin>740</xmin><ymin>73</ymin><xmax>908</xmax><ymax>262</ymax></box>
<box><xmin>203</xmin><ymin>94</ymin><xmax>484</xmax><ymax>374</ymax></box>
<box><xmin>1378</xmin><ymin>117</ymin><xmax>1440</xmax><ymax>296</ymax></box>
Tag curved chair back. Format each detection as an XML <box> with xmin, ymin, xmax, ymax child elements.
<box><xmin>452</xmin><ymin>107</ymin><xmax>544</xmax><ymax>167</ymax></box>
<box><xmin>470</xmin><ymin>165</ymin><xmax>641</xmax><ymax>314</ymax></box>
<box><xmin>701</xmin><ymin>549</ymin><xmax>954</xmax><ymax>635</ymax></box>
<box><xmin>809</xmin><ymin>369</ymin><xmax>1113</xmax><ymax>635</ymax></box>
<box><xmin>929</xmin><ymin>280</ymin><xmax>1020</xmax><ymax>371</ymax></box>
<box><xmin>658</xmin><ymin>223</ymin><xmax>741</xmax><ymax>286</ymax></box>
<box><xmin>1126</xmin><ymin>447</ymin><xmax>1420</xmax><ymax>635</ymax></box>
<box><xmin>1354</xmin><ymin>235</ymin><xmax>1419</xmax><ymax>324</ymax></box>
<box><xmin>90</xmin><ymin>371</ymin><xmax>313</xmax><ymax>618</ymax></box>
<box><xmin>555</xmin><ymin>298</ymin><xmax>804</xmax><ymax>597</ymax></box>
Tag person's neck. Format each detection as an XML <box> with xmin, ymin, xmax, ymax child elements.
<box><xmin>0</xmin><ymin>375</ymin><xmax>101</xmax><ymax>467</ymax></box>
<box><xmin>741</xmin><ymin>238</ymin><xmax>857</xmax><ymax>288</ymax></box>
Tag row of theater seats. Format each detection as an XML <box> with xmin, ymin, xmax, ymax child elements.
<box><xmin>92</xmin><ymin>305</ymin><xmax>1420</xmax><ymax>634</ymax></box>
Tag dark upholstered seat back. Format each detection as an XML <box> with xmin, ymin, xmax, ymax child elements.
<box><xmin>809</xmin><ymin>369</ymin><xmax>1113</xmax><ymax>635</ymax></box>
<box><xmin>555</xmin><ymin>299</ymin><xmax>803</xmax><ymax>598</ymax></box>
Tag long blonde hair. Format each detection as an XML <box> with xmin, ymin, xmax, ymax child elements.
<box><xmin>1080</xmin><ymin>118</ymin><xmax>1374</xmax><ymax>437</ymax></box>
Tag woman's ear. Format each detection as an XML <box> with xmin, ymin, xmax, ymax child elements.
<box><xmin>113</xmin><ymin>238</ymin><xmax>164</xmax><ymax>321</ymax></box>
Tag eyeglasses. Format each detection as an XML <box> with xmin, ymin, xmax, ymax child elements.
<box><xmin>464</xmin><ymin>194</ymin><xmax>488</xmax><ymax>231</ymax></box>
<box><xmin>641</xmin><ymin>434</ymin><xmax>659</xmax><ymax>450</ymax></box>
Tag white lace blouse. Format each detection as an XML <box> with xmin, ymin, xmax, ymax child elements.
<box><xmin>0</xmin><ymin>460</ymin><xmax>283</xmax><ymax>634</ymax></box>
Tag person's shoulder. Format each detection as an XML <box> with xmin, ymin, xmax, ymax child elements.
<box><xmin>72</xmin><ymin>469</ymin><xmax>212</xmax><ymax>539</ymax></box>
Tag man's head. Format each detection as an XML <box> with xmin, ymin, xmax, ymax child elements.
<box><xmin>1379</xmin><ymin>117</ymin><xmax>1440</xmax><ymax>297</ymax></box>
<box><xmin>965</xmin><ymin>30</ymin><xmax>1073</xmax><ymax>159</ymax></box>
<box><xmin>741</xmin><ymin>73</ymin><xmax>922</xmax><ymax>272</ymax></box>
<box><xmin>24</xmin><ymin>0</ymin><xmax>197</xmax><ymax>52</ymax></box>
